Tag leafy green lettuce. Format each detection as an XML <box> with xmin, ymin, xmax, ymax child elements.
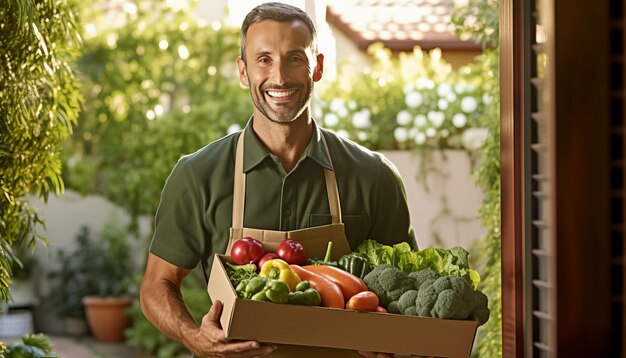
<box><xmin>354</xmin><ymin>240</ymin><xmax>481</xmax><ymax>289</ymax></box>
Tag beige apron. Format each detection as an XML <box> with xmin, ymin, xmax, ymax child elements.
<box><xmin>225</xmin><ymin>133</ymin><xmax>362</xmax><ymax>357</ymax></box>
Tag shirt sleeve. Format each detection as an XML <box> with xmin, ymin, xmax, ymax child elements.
<box><xmin>149</xmin><ymin>157</ymin><xmax>208</xmax><ymax>269</ymax></box>
<box><xmin>369</xmin><ymin>154</ymin><xmax>418</xmax><ymax>250</ymax></box>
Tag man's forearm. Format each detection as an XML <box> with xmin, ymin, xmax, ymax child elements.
<box><xmin>140</xmin><ymin>278</ymin><xmax>200</xmax><ymax>350</ymax></box>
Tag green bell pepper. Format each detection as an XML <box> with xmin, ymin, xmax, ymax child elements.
<box><xmin>288</xmin><ymin>281</ymin><xmax>322</xmax><ymax>306</ymax></box>
<box><xmin>243</xmin><ymin>276</ymin><xmax>269</xmax><ymax>299</ymax></box>
<box><xmin>264</xmin><ymin>280</ymin><xmax>290</xmax><ymax>304</ymax></box>
<box><xmin>337</xmin><ymin>254</ymin><xmax>371</xmax><ymax>279</ymax></box>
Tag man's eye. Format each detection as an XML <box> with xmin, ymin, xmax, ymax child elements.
<box><xmin>258</xmin><ymin>57</ymin><xmax>271</xmax><ymax>65</ymax></box>
<box><xmin>288</xmin><ymin>57</ymin><xmax>303</xmax><ymax>62</ymax></box>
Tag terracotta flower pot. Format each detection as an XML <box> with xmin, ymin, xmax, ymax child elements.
<box><xmin>82</xmin><ymin>296</ymin><xmax>132</xmax><ymax>342</ymax></box>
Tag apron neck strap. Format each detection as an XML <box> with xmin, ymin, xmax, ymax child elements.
<box><xmin>232</xmin><ymin>131</ymin><xmax>342</xmax><ymax>228</ymax></box>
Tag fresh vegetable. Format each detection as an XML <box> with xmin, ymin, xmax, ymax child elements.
<box><xmin>306</xmin><ymin>241</ymin><xmax>339</xmax><ymax>267</ymax></box>
<box><xmin>303</xmin><ymin>264</ymin><xmax>367</xmax><ymax>300</ymax></box>
<box><xmin>264</xmin><ymin>280</ymin><xmax>291</xmax><ymax>304</ymax></box>
<box><xmin>225</xmin><ymin>261</ymin><xmax>258</xmax><ymax>288</ymax></box>
<box><xmin>289</xmin><ymin>264</ymin><xmax>345</xmax><ymax>309</ymax></box>
<box><xmin>375</xmin><ymin>306</ymin><xmax>387</xmax><ymax>313</ymax></box>
<box><xmin>354</xmin><ymin>240</ymin><xmax>481</xmax><ymax>289</ymax></box>
<box><xmin>395</xmin><ymin>275</ymin><xmax>490</xmax><ymax>325</ymax></box>
<box><xmin>362</xmin><ymin>264</ymin><xmax>416</xmax><ymax>306</ymax></box>
<box><xmin>276</xmin><ymin>239</ymin><xmax>307</xmax><ymax>265</ymax></box>
<box><xmin>345</xmin><ymin>291</ymin><xmax>379</xmax><ymax>312</ymax></box>
<box><xmin>259</xmin><ymin>259</ymin><xmax>301</xmax><ymax>291</ymax></box>
<box><xmin>258</xmin><ymin>252</ymin><xmax>280</xmax><ymax>271</ymax></box>
<box><xmin>337</xmin><ymin>253</ymin><xmax>371</xmax><ymax>279</ymax></box>
<box><xmin>238</xmin><ymin>277</ymin><xmax>290</xmax><ymax>304</ymax></box>
<box><xmin>287</xmin><ymin>280</ymin><xmax>322</xmax><ymax>306</ymax></box>
<box><xmin>231</xmin><ymin>237</ymin><xmax>265</xmax><ymax>265</ymax></box>
<box><xmin>236</xmin><ymin>276</ymin><xmax>268</xmax><ymax>299</ymax></box>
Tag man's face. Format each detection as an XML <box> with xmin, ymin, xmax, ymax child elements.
<box><xmin>237</xmin><ymin>19</ymin><xmax>324</xmax><ymax>124</ymax></box>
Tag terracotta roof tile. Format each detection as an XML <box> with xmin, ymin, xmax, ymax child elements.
<box><xmin>326</xmin><ymin>0</ymin><xmax>481</xmax><ymax>52</ymax></box>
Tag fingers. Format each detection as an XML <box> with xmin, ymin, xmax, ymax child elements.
<box><xmin>207</xmin><ymin>300</ymin><xmax>224</xmax><ymax>327</ymax></box>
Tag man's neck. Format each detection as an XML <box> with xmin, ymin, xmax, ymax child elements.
<box><xmin>251</xmin><ymin>113</ymin><xmax>314</xmax><ymax>173</ymax></box>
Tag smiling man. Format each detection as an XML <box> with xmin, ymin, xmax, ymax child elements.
<box><xmin>140</xmin><ymin>2</ymin><xmax>417</xmax><ymax>357</ymax></box>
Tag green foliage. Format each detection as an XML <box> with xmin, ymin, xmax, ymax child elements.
<box><xmin>451</xmin><ymin>1</ymin><xmax>501</xmax><ymax>356</ymax></box>
<box><xmin>63</xmin><ymin>0</ymin><xmax>251</xmax><ymax>219</ymax></box>
<box><xmin>125</xmin><ymin>271</ymin><xmax>211</xmax><ymax>358</ymax></box>
<box><xmin>2</xmin><ymin>333</ymin><xmax>58</xmax><ymax>358</ymax></box>
<box><xmin>316</xmin><ymin>44</ymin><xmax>490</xmax><ymax>152</ymax></box>
<box><xmin>0</xmin><ymin>0</ymin><xmax>82</xmax><ymax>300</ymax></box>
<box><xmin>47</xmin><ymin>222</ymin><xmax>133</xmax><ymax>318</ymax></box>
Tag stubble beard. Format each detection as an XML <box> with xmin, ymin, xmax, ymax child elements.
<box><xmin>250</xmin><ymin>77</ymin><xmax>315</xmax><ymax>124</ymax></box>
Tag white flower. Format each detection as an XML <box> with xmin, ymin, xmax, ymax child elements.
<box><xmin>462</xmin><ymin>127</ymin><xmax>489</xmax><ymax>151</ymax></box>
<box><xmin>416</xmin><ymin>77</ymin><xmax>433</xmax><ymax>90</ymax></box>
<box><xmin>425</xmin><ymin>127</ymin><xmax>437</xmax><ymax>138</ymax></box>
<box><xmin>348</xmin><ymin>100</ymin><xmax>358</xmax><ymax>110</ymax></box>
<box><xmin>336</xmin><ymin>129</ymin><xmax>350</xmax><ymax>139</ymax></box>
<box><xmin>353</xmin><ymin>110</ymin><xmax>371</xmax><ymax>128</ymax></box>
<box><xmin>415</xmin><ymin>132</ymin><xmax>427</xmax><ymax>145</ymax></box>
<box><xmin>324</xmin><ymin>113</ymin><xmax>339</xmax><ymax>127</ymax></box>
<box><xmin>403</xmin><ymin>83</ymin><xmax>415</xmax><ymax>94</ymax></box>
<box><xmin>452</xmin><ymin>113</ymin><xmax>467</xmax><ymax>127</ymax></box>
<box><xmin>446</xmin><ymin>92</ymin><xmax>457</xmax><ymax>102</ymax></box>
<box><xmin>227</xmin><ymin>123</ymin><xmax>241</xmax><ymax>134</ymax></box>
<box><xmin>405</xmin><ymin>91</ymin><xmax>423</xmax><ymax>108</ymax></box>
<box><xmin>394</xmin><ymin>127</ymin><xmax>409</xmax><ymax>142</ymax></box>
<box><xmin>437</xmin><ymin>99</ymin><xmax>449</xmax><ymax>110</ymax></box>
<box><xmin>437</xmin><ymin>83</ymin><xmax>452</xmax><ymax>97</ymax></box>
<box><xmin>461</xmin><ymin>97</ymin><xmax>478</xmax><ymax>113</ymax></box>
<box><xmin>483</xmin><ymin>93</ymin><xmax>493</xmax><ymax>105</ymax></box>
<box><xmin>414</xmin><ymin>114</ymin><xmax>427</xmax><ymax>127</ymax></box>
<box><xmin>337</xmin><ymin>107</ymin><xmax>349</xmax><ymax>118</ymax></box>
<box><xmin>357</xmin><ymin>131</ymin><xmax>368</xmax><ymax>141</ymax></box>
<box><xmin>427</xmin><ymin>111</ymin><xmax>445</xmax><ymax>128</ymax></box>
<box><xmin>396</xmin><ymin>110</ymin><xmax>413</xmax><ymax>126</ymax></box>
<box><xmin>454</xmin><ymin>83</ymin><xmax>467</xmax><ymax>93</ymax></box>
<box><xmin>329</xmin><ymin>98</ymin><xmax>345</xmax><ymax>113</ymax></box>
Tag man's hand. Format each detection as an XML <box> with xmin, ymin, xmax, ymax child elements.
<box><xmin>190</xmin><ymin>300</ymin><xmax>277</xmax><ymax>357</ymax></box>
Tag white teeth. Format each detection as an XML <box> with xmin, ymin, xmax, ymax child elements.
<box><xmin>267</xmin><ymin>90</ymin><xmax>295</xmax><ymax>98</ymax></box>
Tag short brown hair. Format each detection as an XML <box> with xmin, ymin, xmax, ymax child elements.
<box><xmin>240</xmin><ymin>2</ymin><xmax>318</xmax><ymax>63</ymax></box>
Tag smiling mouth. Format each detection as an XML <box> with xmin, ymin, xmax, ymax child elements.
<box><xmin>266</xmin><ymin>89</ymin><xmax>296</xmax><ymax>98</ymax></box>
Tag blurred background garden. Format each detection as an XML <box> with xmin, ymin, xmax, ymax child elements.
<box><xmin>1</xmin><ymin>0</ymin><xmax>500</xmax><ymax>356</ymax></box>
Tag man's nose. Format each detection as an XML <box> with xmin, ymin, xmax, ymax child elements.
<box><xmin>269</xmin><ymin>60</ymin><xmax>288</xmax><ymax>85</ymax></box>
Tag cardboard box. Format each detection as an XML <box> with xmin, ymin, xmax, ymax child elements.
<box><xmin>207</xmin><ymin>254</ymin><xmax>479</xmax><ymax>358</ymax></box>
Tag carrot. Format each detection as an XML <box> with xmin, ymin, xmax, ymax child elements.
<box><xmin>346</xmin><ymin>291</ymin><xmax>379</xmax><ymax>312</ymax></box>
<box><xmin>289</xmin><ymin>264</ymin><xmax>344</xmax><ymax>309</ymax></box>
<box><xmin>303</xmin><ymin>264</ymin><xmax>368</xmax><ymax>300</ymax></box>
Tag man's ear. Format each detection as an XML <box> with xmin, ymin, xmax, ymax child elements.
<box><xmin>313</xmin><ymin>53</ymin><xmax>324</xmax><ymax>82</ymax></box>
<box><xmin>236</xmin><ymin>57</ymin><xmax>249</xmax><ymax>88</ymax></box>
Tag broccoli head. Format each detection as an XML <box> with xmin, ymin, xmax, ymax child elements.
<box><xmin>363</xmin><ymin>264</ymin><xmax>416</xmax><ymax>306</ymax></box>
<box><xmin>393</xmin><ymin>274</ymin><xmax>491</xmax><ymax>325</ymax></box>
<box><xmin>408</xmin><ymin>269</ymin><xmax>440</xmax><ymax>290</ymax></box>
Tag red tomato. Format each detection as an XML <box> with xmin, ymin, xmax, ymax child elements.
<box><xmin>230</xmin><ymin>237</ymin><xmax>265</xmax><ymax>265</ymax></box>
<box><xmin>258</xmin><ymin>252</ymin><xmax>280</xmax><ymax>271</ymax></box>
<box><xmin>345</xmin><ymin>291</ymin><xmax>379</xmax><ymax>312</ymax></box>
<box><xmin>276</xmin><ymin>239</ymin><xmax>307</xmax><ymax>265</ymax></box>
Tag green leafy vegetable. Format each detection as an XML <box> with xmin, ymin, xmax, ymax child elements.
<box><xmin>354</xmin><ymin>240</ymin><xmax>481</xmax><ymax>289</ymax></box>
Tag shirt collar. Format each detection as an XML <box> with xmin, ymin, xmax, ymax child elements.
<box><xmin>241</xmin><ymin>118</ymin><xmax>334</xmax><ymax>173</ymax></box>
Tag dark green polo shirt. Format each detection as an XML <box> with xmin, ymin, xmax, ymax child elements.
<box><xmin>149</xmin><ymin>119</ymin><xmax>417</xmax><ymax>270</ymax></box>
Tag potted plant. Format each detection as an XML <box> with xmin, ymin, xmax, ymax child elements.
<box><xmin>48</xmin><ymin>222</ymin><xmax>134</xmax><ymax>341</ymax></box>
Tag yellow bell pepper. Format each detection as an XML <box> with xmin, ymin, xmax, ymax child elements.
<box><xmin>259</xmin><ymin>258</ymin><xmax>301</xmax><ymax>291</ymax></box>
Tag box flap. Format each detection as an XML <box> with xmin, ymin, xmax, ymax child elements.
<box><xmin>207</xmin><ymin>255</ymin><xmax>237</xmax><ymax>333</ymax></box>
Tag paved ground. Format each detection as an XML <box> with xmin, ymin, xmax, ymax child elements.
<box><xmin>2</xmin><ymin>335</ymin><xmax>143</xmax><ymax>358</ymax></box>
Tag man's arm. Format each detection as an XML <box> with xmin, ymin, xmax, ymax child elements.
<box><xmin>140</xmin><ymin>253</ymin><xmax>277</xmax><ymax>357</ymax></box>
